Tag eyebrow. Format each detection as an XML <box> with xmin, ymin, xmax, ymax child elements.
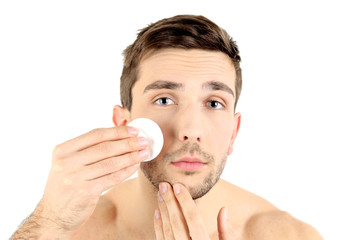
<box><xmin>202</xmin><ymin>81</ymin><xmax>234</xmax><ymax>98</ymax></box>
<box><xmin>143</xmin><ymin>80</ymin><xmax>184</xmax><ymax>94</ymax></box>
<box><xmin>143</xmin><ymin>80</ymin><xmax>234</xmax><ymax>98</ymax></box>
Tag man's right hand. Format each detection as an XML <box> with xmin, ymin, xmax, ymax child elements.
<box><xmin>37</xmin><ymin>126</ymin><xmax>149</xmax><ymax>238</ymax></box>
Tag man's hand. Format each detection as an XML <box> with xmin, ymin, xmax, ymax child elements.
<box><xmin>154</xmin><ymin>182</ymin><xmax>235</xmax><ymax>240</ymax></box>
<box><xmin>18</xmin><ymin>126</ymin><xmax>149</xmax><ymax>239</ymax></box>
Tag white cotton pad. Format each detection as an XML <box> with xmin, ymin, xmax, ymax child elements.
<box><xmin>128</xmin><ymin>118</ymin><xmax>164</xmax><ymax>162</ymax></box>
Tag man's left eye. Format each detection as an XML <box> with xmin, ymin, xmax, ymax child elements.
<box><xmin>207</xmin><ymin>100</ymin><xmax>224</xmax><ymax>109</ymax></box>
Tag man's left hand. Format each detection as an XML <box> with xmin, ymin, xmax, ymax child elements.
<box><xmin>154</xmin><ymin>182</ymin><xmax>235</xmax><ymax>240</ymax></box>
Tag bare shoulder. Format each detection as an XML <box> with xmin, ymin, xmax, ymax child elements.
<box><xmin>219</xmin><ymin>181</ymin><xmax>322</xmax><ymax>240</ymax></box>
<box><xmin>219</xmin><ymin>180</ymin><xmax>278</xmax><ymax>217</ymax></box>
<box><xmin>242</xmin><ymin>209</ymin><xmax>323</xmax><ymax>240</ymax></box>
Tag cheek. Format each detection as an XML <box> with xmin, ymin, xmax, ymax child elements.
<box><xmin>130</xmin><ymin>100</ymin><xmax>158</xmax><ymax>119</ymax></box>
<box><xmin>156</xmin><ymin>118</ymin><xmax>176</xmax><ymax>148</ymax></box>
<box><xmin>130</xmin><ymin>101</ymin><xmax>146</xmax><ymax>118</ymax></box>
<box><xmin>206</xmin><ymin>118</ymin><xmax>234</xmax><ymax>149</ymax></box>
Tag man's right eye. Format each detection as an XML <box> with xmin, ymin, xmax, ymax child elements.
<box><xmin>154</xmin><ymin>97</ymin><xmax>174</xmax><ymax>105</ymax></box>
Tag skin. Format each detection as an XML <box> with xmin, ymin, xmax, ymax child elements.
<box><xmin>132</xmin><ymin>48</ymin><xmax>240</xmax><ymax>200</ymax></box>
<box><xmin>11</xmin><ymin>49</ymin><xmax>323</xmax><ymax>240</ymax></box>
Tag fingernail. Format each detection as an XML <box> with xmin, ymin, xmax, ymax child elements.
<box><xmin>173</xmin><ymin>184</ymin><xmax>181</xmax><ymax>195</ymax></box>
<box><xmin>128</xmin><ymin>126</ymin><xmax>139</xmax><ymax>136</ymax></box>
<box><xmin>155</xmin><ymin>209</ymin><xmax>160</xmax><ymax>219</ymax></box>
<box><xmin>159</xmin><ymin>182</ymin><xmax>167</xmax><ymax>194</ymax></box>
<box><xmin>139</xmin><ymin>149</ymin><xmax>149</xmax><ymax>159</ymax></box>
<box><xmin>158</xmin><ymin>192</ymin><xmax>164</xmax><ymax>202</ymax></box>
<box><xmin>138</xmin><ymin>137</ymin><xmax>149</xmax><ymax>147</ymax></box>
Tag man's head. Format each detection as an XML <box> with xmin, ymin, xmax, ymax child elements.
<box><xmin>114</xmin><ymin>15</ymin><xmax>241</xmax><ymax>200</ymax></box>
<box><xmin>120</xmin><ymin>15</ymin><xmax>242</xmax><ymax>112</ymax></box>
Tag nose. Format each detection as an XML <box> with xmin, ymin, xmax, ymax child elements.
<box><xmin>176</xmin><ymin>106</ymin><xmax>202</xmax><ymax>143</ymax></box>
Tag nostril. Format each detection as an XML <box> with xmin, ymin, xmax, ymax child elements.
<box><xmin>183</xmin><ymin>136</ymin><xmax>201</xmax><ymax>142</ymax></box>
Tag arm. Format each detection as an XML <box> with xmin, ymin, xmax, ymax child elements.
<box><xmin>10</xmin><ymin>204</ymin><xmax>69</xmax><ymax>240</ymax></box>
<box><xmin>11</xmin><ymin>126</ymin><xmax>149</xmax><ymax>240</ymax></box>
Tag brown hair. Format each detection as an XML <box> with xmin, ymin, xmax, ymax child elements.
<box><xmin>120</xmin><ymin>15</ymin><xmax>242</xmax><ymax>111</ymax></box>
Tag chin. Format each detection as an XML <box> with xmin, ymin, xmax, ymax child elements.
<box><xmin>169</xmin><ymin>176</ymin><xmax>217</xmax><ymax>200</ymax></box>
<box><xmin>140</xmin><ymin>160</ymin><xmax>222</xmax><ymax>200</ymax></box>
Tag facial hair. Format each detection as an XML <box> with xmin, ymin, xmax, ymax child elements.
<box><xmin>140</xmin><ymin>142</ymin><xmax>228</xmax><ymax>200</ymax></box>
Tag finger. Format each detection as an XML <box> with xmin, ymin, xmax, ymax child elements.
<box><xmin>89</xmin><ymin>163</ymin><xmax>140</xmax><ymax>194</ymax></box>
<box><xmin>217</xmin><ymin>207</ymin><xmax>228</xmax><ymax>240</ymax></box>
<box><xmin>83</xmin><ymin>149</ymin><xmax>149</xmax><ymax>180</ymax></box>
<box><xmin>154</xmin><ymin>209</ymin><xmax>165</xmax><ymax>240</ymax></box>
<box><xmin>157</xmin><ymin>191</ymin><xmax>175</xmax><ymax>239</ymax></box>
<box><xmin>172</xmin><ymin>183</ymin><xmax>209</xmax><ymax>239</ymax></box>
<box><xmin>217</xmin><ymin>207</ymin><xmax>235</xmax><ymax>240</ymax></box>
<box><xmin>54</xmin><ymin>126</ymin><xmax>139</xmax><ymax>155</ymax></box>
<box><xmin>73</xmin><ymin>136</ymin><xmax>149</xmax><ymax>165</ymax></box>
<box><xmin>159</xmin><ymin>182</ymin><xmax>190</xmax><ymax>239</ymax></box>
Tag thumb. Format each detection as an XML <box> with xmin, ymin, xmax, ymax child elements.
<box><xmin>217</xmin><ymin>207</ymin><xmax>235</xmax><ymax>240</ymax></box>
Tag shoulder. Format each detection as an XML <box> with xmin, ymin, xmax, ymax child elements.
<box><xmin>219</xmin><ymin>180</ymin><xmax>278</xmax><ymax>215</ymax></box>
<box><xmin>217</xmin><ymin>181</ymin><xmax>322</xmax><ymax>240</ymax></box>
<box><xmin>243</xmin><ymin>210</ymin><xmax>323</xmax><ymax>240</ymax></box>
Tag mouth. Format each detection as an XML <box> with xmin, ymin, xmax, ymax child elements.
<box><xmin>171</xmin><ymin>157</ymin><xmax>206</xmax><ymax>171</ymax></box>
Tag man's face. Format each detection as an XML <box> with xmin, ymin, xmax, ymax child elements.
<box><xmin>130</xmin><ymin>48</ymin><xmax>241</xmax><ymax>199</ymax></box>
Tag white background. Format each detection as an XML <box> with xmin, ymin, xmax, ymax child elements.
<box><xmin>1</xmin><ymin>1</ymin><xmax>337</xmax><ymax>239</ymax></box>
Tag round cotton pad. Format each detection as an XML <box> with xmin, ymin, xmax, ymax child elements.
<box><xmin>128</xmin><ymin>118</ymin><xmax>164</xmax><ymax>162</ymax></box>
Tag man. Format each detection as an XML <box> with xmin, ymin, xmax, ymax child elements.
<box><xmin>12</xmin><ymin>15</ymin><xmax>322</xmax><ymax>239</ymax></box>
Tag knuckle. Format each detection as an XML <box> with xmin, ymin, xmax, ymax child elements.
<box><xmin>99</xmin><ymin>159</ymin><xmax>116</xmax><ymax>171</ymax></box>
<box><xmin>126</xmin><ymin>138</ymin><xmax>141</xmax><ymax>151</ymax></box>
<box><xmin>52</xmin><ymin>159</ymin><xmax>65</xmax><ymax>172</ymax></box>
<box><xmin>113</xmin><ymin>126</ymin><xmax>125</xmax><ymax>140</ymax></box>
<box><xmin>163</xmin><ymin>224</ymin><xmax>172</xmax><ymax>236</ymax></box>
<box><xmin>90</xmin><ymin>128</ymin><xmax>105</xmax><ymax>141</ymax></box>
<box><xmin>96</xmin><ymin>142</ymin><xmax>111</xmax><ymax>154</ymax></box>
<box><xmin>170</xmin><ymin>215</ymin><xmax>180</xmax><ymax>228</ymax></box>
<box><xmin>186</xmin><ymin>209</ymin><xmax>198</xmax><ymax>223</ymax></box>
<box><xmin>128</xmin><ymin>151</ymin><xmax>139</xmax><ymax>162</ymax></box>
<box><xmin>126</xmin><ymin>138</ymin><xmax>138</xmax><ymax>150</ymax></box>
<box><xmin>52</xmin><ymin>144</ymin><xmax>63</xmax><ymax>156</ymax></box>
<box><xmin>52</xmin><ymin>153</ymin><xmax>70</xmax><ymax>171</ymax></box>
<box><xmin>109</xmin><ymin>172</ymin><xmax>123</xmax><ymax>185</ymax></box>
<box><xmin>110</xmin><ymin>165</ymin><xmax>136</xmax><ymax>184</ymax></box>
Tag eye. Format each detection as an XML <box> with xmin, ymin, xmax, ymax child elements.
<box><xmin>154</xmin><ymin>97</ymin><xmax>175</xmax><ymax>106</ymax></box>
<box><xmin>207</xmin><ymin>100</ymin><xmax>225</xmax><ymax>109</ymax></box>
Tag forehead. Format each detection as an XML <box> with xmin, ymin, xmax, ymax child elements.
<box><xmin>134</xmin><ymin>48</ymin><xmax>236</xmax><ymax>94</ymax></box>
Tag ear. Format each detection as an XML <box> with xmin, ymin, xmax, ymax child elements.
<box><xmin>113</xmin><ymin>105</ymin><xmax>130</xmax><ymax>126</ymax></box>
<box><xmin>227</xmin><ymin>112</ymin><xmax>241</xmax><ymax>155</ymax></box>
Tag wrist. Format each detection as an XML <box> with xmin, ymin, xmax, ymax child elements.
<box><xmin>33</xmin><ymin>202</ymin><xmax>74</xmax><ymax>239</ymax></box>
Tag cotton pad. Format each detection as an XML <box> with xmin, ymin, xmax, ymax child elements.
<box><xmin>128</xmin><ymin>118</ymin><xmax>164</xmax><ymax>161</ymax></box>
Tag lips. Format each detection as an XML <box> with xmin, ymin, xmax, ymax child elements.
<box><xmin>171</xmin><ymin>157</ymin><xmax>206</xmax><ymax>171</ymax></box>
